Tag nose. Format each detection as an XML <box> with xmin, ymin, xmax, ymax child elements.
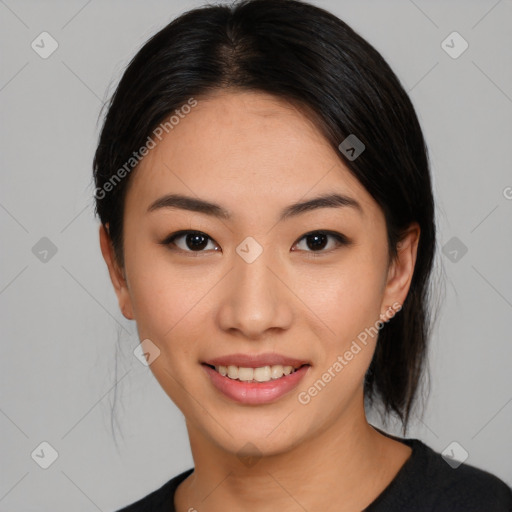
<box><xmin>216</xmin><ymin>246</ymin><xmax>294</xmax><ymax>339</ymax></box>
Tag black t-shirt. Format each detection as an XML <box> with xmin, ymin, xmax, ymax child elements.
<box><xmin>116</xmin><ymin>437</ymin><xmax>512</xmax><ymax>511</ymax></box>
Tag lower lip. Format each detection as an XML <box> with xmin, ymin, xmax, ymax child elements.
<box><xmin>202</xmin><ymin>364</ymin><xmax>310</xmax><ymax>405</ymax></box>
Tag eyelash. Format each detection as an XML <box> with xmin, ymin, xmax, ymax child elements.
<box><xmin>160</xmin><ymin>230</ymin><xmax>351</xmax><ymax>257</ymax></box>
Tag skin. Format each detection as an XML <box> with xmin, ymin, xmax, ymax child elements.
<box><xmin>100</xmin><ymin>90</ymin><xmax>420</xmax><ymax>512</ymax></box>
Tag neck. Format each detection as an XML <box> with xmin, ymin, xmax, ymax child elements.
<box><xmin>175</xmin><ymin>394</ymin><xmax>411</xmax><ymax>512</ymax></box>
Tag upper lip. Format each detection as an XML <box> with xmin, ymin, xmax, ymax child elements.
<box><xmin>203</xmin><ymin>353</ymin><xmax>310</xmax><ymax>369</ymax></box>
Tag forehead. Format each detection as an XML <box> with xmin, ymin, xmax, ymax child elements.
<box><xmin>125</xmin><ymin>90</ymin><xmax>378</xmax><ymax>219</ymax></box>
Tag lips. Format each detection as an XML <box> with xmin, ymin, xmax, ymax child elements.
<box><xmin>203</xmin><ymin>352</ymin><xmax>310</xmax><ymax>369</ymax></box>
<box><xmin>202</xmin><ymin>362</ymin><xmax>311</xmax><ymax>405</ymax></box>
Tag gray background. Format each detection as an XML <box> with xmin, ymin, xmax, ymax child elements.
<box><xmin>1</xmin><ymin>0</ymin><xmax>511</xmax><ymax>510</ymax></box>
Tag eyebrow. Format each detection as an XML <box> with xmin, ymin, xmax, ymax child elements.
<box><xmin>147</xmin><ymin>192</ymin><xmax>363</xmax><ymax>221</ymax></box>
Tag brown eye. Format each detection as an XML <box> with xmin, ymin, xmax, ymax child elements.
<box><xmin>292</xmin><ymin>231</ymin><xmax>350</xmax><ymax>253</ymax></box>
<box><xmin>161</xmin><ymin>231</ymin><xmax>219</xmax><ymax>252</ymax></box>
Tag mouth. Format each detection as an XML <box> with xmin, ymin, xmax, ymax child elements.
<box><xmin>201</xmin><ymin>362</ymin><xmax>311</xmax><ymax>405</ymax></box>
<box><xmin>200</xmin><ymin>352</ymin><xmax>312</xmax><ymax>404</ymax></box>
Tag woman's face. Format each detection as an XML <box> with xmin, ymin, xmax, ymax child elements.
<box><xmin>101</xmin><ymin>90</ymin><xmax>417</xmax><ymax>458</ymax></box>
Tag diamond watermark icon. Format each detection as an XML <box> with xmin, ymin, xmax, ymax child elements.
<box><xmin>441</xmin><ymin>31</ymin><xmax>468</xmax><ymax>59</ymax></box>
<box><xmin>338</xmin><ymin>134</ymin><xmax>365</xmax><ymax>161</ymax></box>
<box><xmin>134</xmin><ymin>338</ymin><xmax>161</xmax><ymax>366</ymax></box>
<box><xmin>442</xmin><ymin>236</ymin><xmax>468</xmax><ymax>263</ymax></box>
<box><xmin>236</xmin><ymin>236</ymin><xmax>263</xmax><ymax>264</ymax></box>
<box><xmin>31</xmin><ymin>441</ymin><xmax>59</xmax><ymax>469</ymax></box>
<box><xmin>32</xmin><ymin>237</ymin><xmax>58</xmax><ymax>263</ymax></box>
<box><xmin>441</xmin><ymin>441</ymin><xmax>469</xmax><ymax>469</ymax></box>
<box><xmin>31</xmin><ymin>32</ymin><xmax>59</xmax><ymax>59</ymax></box>
<box><xmin>237</xmin><ymin>442</ymin><xmax>263</xmax><ymax>468</ymax></box>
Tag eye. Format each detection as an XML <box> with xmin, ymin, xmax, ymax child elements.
<box><xmin>292</xmin><ymin>230</ymin><xmax>350</xmax><ymax>254</ymax></box>
<box><xmin>160</xmin><ymin>230</ymin><xmax>220</xmax><ymax>253</ymax></box>
<box><xmin>160</xmin><ymin>229</ymin><xmax>350</xmax><ymax>255</ymax></box>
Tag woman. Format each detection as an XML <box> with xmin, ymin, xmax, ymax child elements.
<box><xmin>92</xmin><ymin>0</ymin><xmax>512</xmax><ymax>510</ymax></box>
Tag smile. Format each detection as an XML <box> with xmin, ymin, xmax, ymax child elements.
<box><xmin>201</xmin><ymin>363</ymin><xmax>311</xmax><ymax>405</ymax></box>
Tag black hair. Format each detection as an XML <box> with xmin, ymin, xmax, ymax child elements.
<box><xmin>93</xmin><ymin>0</ymin><xmax>436</xmax><ymax>433</ymax></box>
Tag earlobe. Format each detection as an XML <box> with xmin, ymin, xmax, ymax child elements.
<box><xmin>98</xmin><ymin>223</ymin><xmax>134</xmax><ymax>320</ymax></box>
<box><xmin>381</xmin><ymin>223</ymin><xmax>420</xmax><ymax>314</ymax></box>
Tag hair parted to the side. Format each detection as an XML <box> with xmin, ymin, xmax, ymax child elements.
<box><xmin>92</xmin><ymin>0</ymin><xmax>436</xmax><ymax>433</ymax></box>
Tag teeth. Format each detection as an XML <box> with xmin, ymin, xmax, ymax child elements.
<box><xmin>216</xmin><ymin>364</ymin><xmax>299</xmax><ymax>382</ymax></box>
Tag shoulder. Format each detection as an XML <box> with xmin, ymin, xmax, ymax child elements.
<box><xmin>114</xmin><ymin>468</ymin><xmax>194</xmax><ymax>512</ymax></box>
<box><xmin>421</xmin><ymin>442</ymin><xmax>512</xmax><ymax>511</ymax></box>
<box><xmin>392</xmin><ymin>438</ymin><xmax>512</xmax><ymax>511</ymax></box>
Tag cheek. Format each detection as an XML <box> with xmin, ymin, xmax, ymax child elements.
<box><xmin>123</xmin><ymin>243</ymin><xmax>191</xmax><ymax>344</ymax></box>
<box><xmin>301</xmin><ymin>253</ymin><xmax>387</xmax><ymax>342</ymax></box>
<box><xmin>299</xmin><ymin>256</ymin><xmax>387</xmax><ymax>411</ymax></box>
<box><xmin>123</xmin><ymin>242</ymin><xmax>224</xmax><ymax>369</ymax></box>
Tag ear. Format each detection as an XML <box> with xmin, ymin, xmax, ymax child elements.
<box><xmin>380</xmin><ymin>222</ymin><xmax>420</xmax><ymax>317</ymax></box>
<box><xmin>99</xmin><ymin>223</ymin><xmax>134</xmax><ymax>320</ymax></box>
